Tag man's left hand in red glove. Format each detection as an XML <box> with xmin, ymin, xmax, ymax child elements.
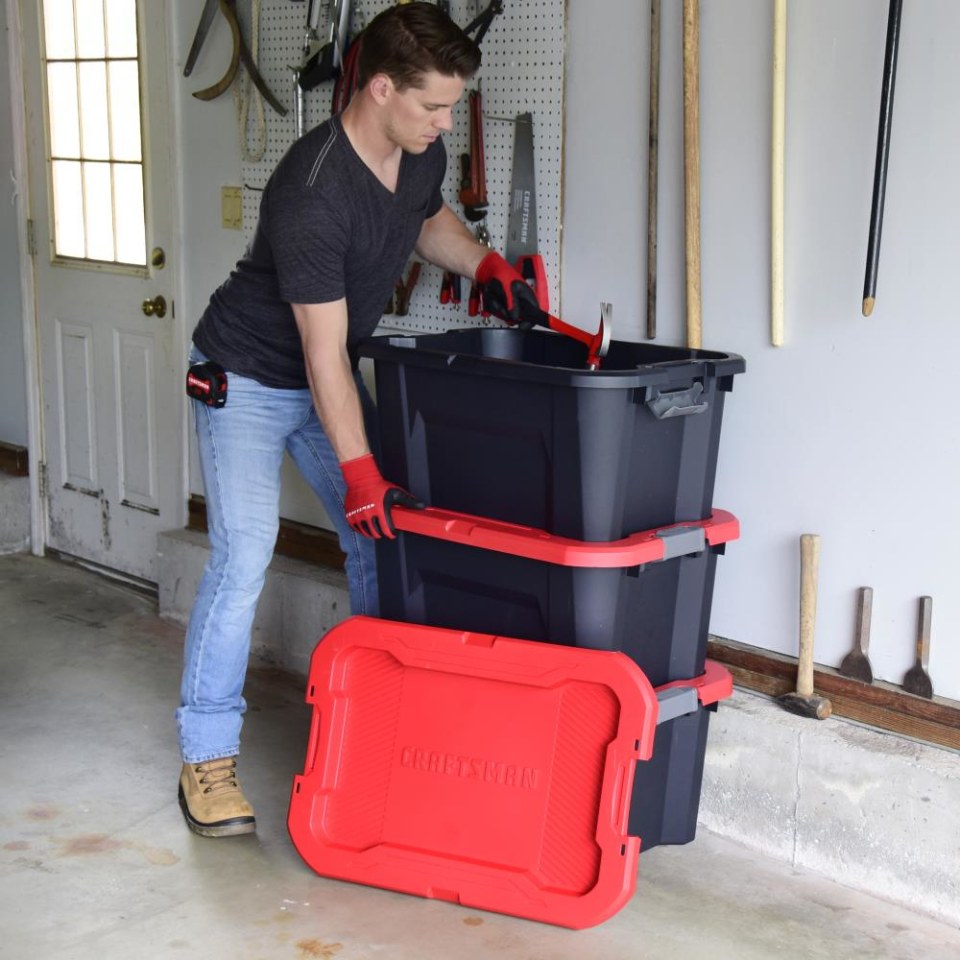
<box><xmin>341</xmin><ymin>454</ymin><xmax>423</xmax><ymax>539</ymax></box>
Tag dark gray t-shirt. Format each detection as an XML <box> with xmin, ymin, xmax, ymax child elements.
<box><xmin>193</xmin><ymin>115</ymin><xmax>446</xmax><ymax>388</ymax></box>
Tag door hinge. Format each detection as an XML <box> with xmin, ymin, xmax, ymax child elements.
<box><xmin>26</xmin><ymin>219</ymin><xmax>37</xmax><ymax>257</ymax></box>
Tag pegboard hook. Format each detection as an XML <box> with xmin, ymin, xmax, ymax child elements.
<box><xmin>481</xmin><ymin>111</ymin><xmax>533</xmax><ymax>124</ymax></box>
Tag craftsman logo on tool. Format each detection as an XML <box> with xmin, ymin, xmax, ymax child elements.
<box><xmin>514</xmin><ymin>188</ymin><xmax>532</xmax><ymax>246</ymax></box>
<box><xmin>400</xmin><ymin>745</ymin><xmax>539</xmax><ymax>790</ymax></box>
<box><xmin>186</xmin><ymin>373</ymin><xmax>211</xmax><ymax>394</ymax></box>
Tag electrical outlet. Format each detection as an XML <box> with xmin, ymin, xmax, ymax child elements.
<box><xmin>221</xmin><ymin>186</ymin><xmax>243</xmax><ymax>230</ymax></box>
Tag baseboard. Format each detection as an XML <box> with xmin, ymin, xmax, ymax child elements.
<box><xmin>188</xmin><ymin>493</ymin><xmax>344</xmax><ymax>569</ymax></box>
<box><xmin>707</xmin><ymin>636</ymin><xmax>960</xmax><ymax>751</ymax></box>
<box><xmin>0</xmin><ymin>442</ymin><xmax>28</xmax><ymax>477</ymax></box>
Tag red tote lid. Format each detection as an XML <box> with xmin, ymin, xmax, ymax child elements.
<box><xmin>288</xmin><ymin>616</ymin><xmax>660</xmax><ymax>929</ymax></box>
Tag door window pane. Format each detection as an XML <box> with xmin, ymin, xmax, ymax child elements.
<box><xmin>114</xmin><ymin>164</ymin><xmax>146</xmax><ymax>264</ymax></box>
<box><xmin>51</xmin><ymin>160</ymin><xmax>85</xmax><ymax>258</ymax></box>
<box><xmin>43</xmin><ymin>0</ymin><xmax>76</xmax><ymax>59</ymax></box>
<box><xmin>108</xmin><ymin>61</ymin><xmax>141</xmax><ymax>162</ymax></box>
<box><xmin>75</xmin><ymin>0</ymin><xmax>106</xmax><ymax>59</ymax></box>
<box><xmin>83</xmin><ymin>162</ymin><xmax>115</xmax><ymax>260</ymax></box>
<box><xmin>104</xmin><ymin>0</ymin><xmax>137</xmax><ymax>58</ymax></box>
<box><xmin>47</xmin><ymin>62</ymin><xmax>80</xmax><ymax>157</ymax></box>
<box><xmin>78</xmin><ymin>61</ymin><xmax>110</xmax><ymax>160</ymax></box>
<box><xmin>42</xmin><ymin>0</ymin><xmax>145</xmax><ymax>267</ymax></box>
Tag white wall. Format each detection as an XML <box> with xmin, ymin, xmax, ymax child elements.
<box><xmin>169</xmin><ymin>0</ymin><xmax>344</xmax><ymax>526</ymax></box>
<box><xmin>169</xmin><ymin>0</ymin><xmax>246</xmax><ymax>339</ymax></box>
<box><xmin>563</xmin><ymin>0</ymin><xmax>960</xmax><ymax>699</ymax></box>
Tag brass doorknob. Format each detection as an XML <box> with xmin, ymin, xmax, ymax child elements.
<box><xmin>142</xmin><ymin>295</ymin><xmax>167</xmax><ymax>318</ymax></box>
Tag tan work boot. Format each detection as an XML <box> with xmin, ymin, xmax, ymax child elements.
<box><xmin>178</xmin><ymin>756</ymin><xmax>256</xmax><ymax>838</ymax></box>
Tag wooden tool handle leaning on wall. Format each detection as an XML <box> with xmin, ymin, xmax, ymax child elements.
<box><xmin>797</xmin><ymin>533</ymin><xmax>821</xmax><ymax>698</ymax></box>
<box><xmin>778</xmin><ymin>533</ymin><xmax>832</xmax><ymax>720</ymax></box>
<box><xmin>682</xmin><ymin>0</ymin><xmax>702</xmax><ymax>350</ymax></box>
<box><xmin>771</xmin><ymin>0</ymin><xmax>786</xmax><ymax>347</ymax></box>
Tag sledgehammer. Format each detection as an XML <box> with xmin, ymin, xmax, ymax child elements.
<box><xmin>779</xmin><ymin>533</ymin><xmax>832</xmax><ymax>720</ymax></box>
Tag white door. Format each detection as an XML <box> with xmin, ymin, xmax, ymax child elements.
<box><xmin>21</xmin><ymin>0</ymin><xmax>182</xmax><ymax>583</ymax></box>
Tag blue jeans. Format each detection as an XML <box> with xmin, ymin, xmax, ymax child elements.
<box><xmin>177</xmin><ymin>351</ymin><xmax>378</xmax><ymax>764</ymax></box>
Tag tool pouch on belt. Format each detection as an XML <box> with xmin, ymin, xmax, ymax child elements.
<box><xmin>186</xmin><ymin>361</ymin><xmax>228</xmax><ymax>408</ymax></box>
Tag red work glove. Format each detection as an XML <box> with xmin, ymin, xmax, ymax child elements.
<box><xmin>340</xmin><ymin>454</ymin><xmax>422</xmax><ymax>539</ymax></box>
<box><xmin>475</xmin><ymin>251</ymin><xmax>542</xmax><ymax>326</ymax></box>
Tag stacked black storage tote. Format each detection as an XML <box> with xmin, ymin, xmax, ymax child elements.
<box><xmin>362</xmin><ymin>327</ymin><xmax>745</xmax><ymax>851</ymax></box>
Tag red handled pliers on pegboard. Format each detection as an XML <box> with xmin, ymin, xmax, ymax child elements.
<box><xmin>440</xmin><ymin>271</ymin><xmax>461</xmax><ymax>306</ymax></box>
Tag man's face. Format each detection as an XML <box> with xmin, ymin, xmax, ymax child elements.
<box><xmin>383</xmin><ymin>70</ymin><xmax>466</xmax><ymax>154</ymax></box>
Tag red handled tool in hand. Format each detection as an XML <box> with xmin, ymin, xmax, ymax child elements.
<box><xmin>341</xmin><ymin>454</ymin><xmax>422</xmax><ymax>540</ymax></box>
<box><xmin>475</xmin><ymin>253</ymin><xmax>611</xmax><ymax>369</ymax></box>
<box><xmin>475</xmin><ymin>251</ymin><xmax>537</xmax><ymax>324</ymax></box>
<box><xmin>535</xmin><ymin>302</ymin><xmax>612</xmax><ymax>370</ymax></box>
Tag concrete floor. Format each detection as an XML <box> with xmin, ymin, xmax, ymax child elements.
<box><xmin>1</xmin><ymin>553</ymin><xmax>958</xmax><ymax>960</ymax></box>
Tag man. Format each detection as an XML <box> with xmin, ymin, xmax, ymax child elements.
<box><xmin>177</xmin><ymin>2</ymin><xmax>539</xmax><ymax>838</ymax></box>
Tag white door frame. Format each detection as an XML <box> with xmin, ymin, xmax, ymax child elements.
<box><xmin>6</xmin><ymin>0</ymin><xmax>45</xmax><ymax>557</ymax></box>
<box><xmin>7</xmin><ymin>0</ymin><xmax>190</xmax><ymax>567</ymax></box>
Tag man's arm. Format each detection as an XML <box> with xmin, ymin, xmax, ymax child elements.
<box><xmin>291</xmin><ymin>299</ymin><xmax>369</xmax><ymax>462</ymax></box>
<box><xmin>416</xmin><ymin>204</ymin><xmax>543</xmax><ymax>326</ymax></box>
<box><xmin>291</xmin><ymin>299</ymin><xmax>419</xmax><ymax>538</ymax></box>
<box><xmin>414</xmin><ymin>203</ymin><xmax>488</xmax><ymax>277</ymax></box>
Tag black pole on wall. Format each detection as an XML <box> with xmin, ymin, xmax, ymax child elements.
<box><xmin>862</xmin><ymin>0</ymin><xmax>903</xmax><ymax>318</ymax></box>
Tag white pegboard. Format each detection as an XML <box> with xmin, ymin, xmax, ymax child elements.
<box><xmin>233</xmin><ymin>0</ymin><xmax>565</xmax><ymax>333</ymax></box>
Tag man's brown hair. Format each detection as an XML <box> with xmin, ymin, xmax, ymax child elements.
<box><xmin>358</xmin><ymin>2</ymin><xmax>482</xmax><ymax>91</ymax></box>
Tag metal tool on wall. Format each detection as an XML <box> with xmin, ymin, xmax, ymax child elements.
<box><xmin>459</xmin><ymin>89</ymin><xmax>488</xmax><ymax>223</ymax></box>
<box><xmin>505</xmin><ymin>112</ymin><xmax>548</xmax><ymax>313</ymax></box>
<box><xmin>903</xmin><ymin>596</ymin><xmax>934</xmax><ymax>699</ymax></box>
<box><xmin>839</xmin><ymin>586</ymin><xmax>874</xmax><ymax>684</ymax></box>
<box><xmin>779</xmin><ymin>534</ymin><xmax>832</xmax><ymax>720</ymax></box>
<box><xmin>292</xmin><ymin>0</ymin><xmax>319</xmax><ymax>138</ymax></box>
<box><xmin>862</xmin><ymin>0</ymin><xmax>904</xmax><ymax>317</ymax></box>
<box><xmin>188</xmin><ymin>0</ymin><xmax>287</xmax><ymax>116</ymax></box>
<box><xmin>463</xmin><ymin>0</ymin><xmax>504</xmax><ymax>47</ymax></box>
<box><xmin>299</xmin><ymin>0</ymin><xmax>352</xmax><ymax>92</ymax></box>
<box><xmin>183</xmin><ymin>0</ymin><xmax>219</xmax><ymax>77</ymax></box>
<box><xmin>460</xmin><ymin>88</ymin><xmax>490</xmax><ymax>316</ymax></box>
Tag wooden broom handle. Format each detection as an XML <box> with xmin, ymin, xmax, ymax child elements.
<box><xmin>647</xmin><ymin>0</ymin><xmax>661</xmax><ymax>340</ymax></box>
<box><xmin>771</xmin><ymin>0</ymin><xmax>786</xmax><ymax>347</ymax></box>
<box><xmin>683</xmin><ymin>0</ymin><xmax>702</xmax><ymax>350</ymax></box>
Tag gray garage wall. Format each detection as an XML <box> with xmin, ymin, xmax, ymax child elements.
<box><xmin>562</xmin><ymin>0</ymin><xmax>960</xmax><ymax>699</ymax></box>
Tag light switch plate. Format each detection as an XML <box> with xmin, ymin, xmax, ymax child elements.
<box><xmin>221</xmin><ymin>186</ymin><xmax>243</xmax><ymax>230</ymax></box>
